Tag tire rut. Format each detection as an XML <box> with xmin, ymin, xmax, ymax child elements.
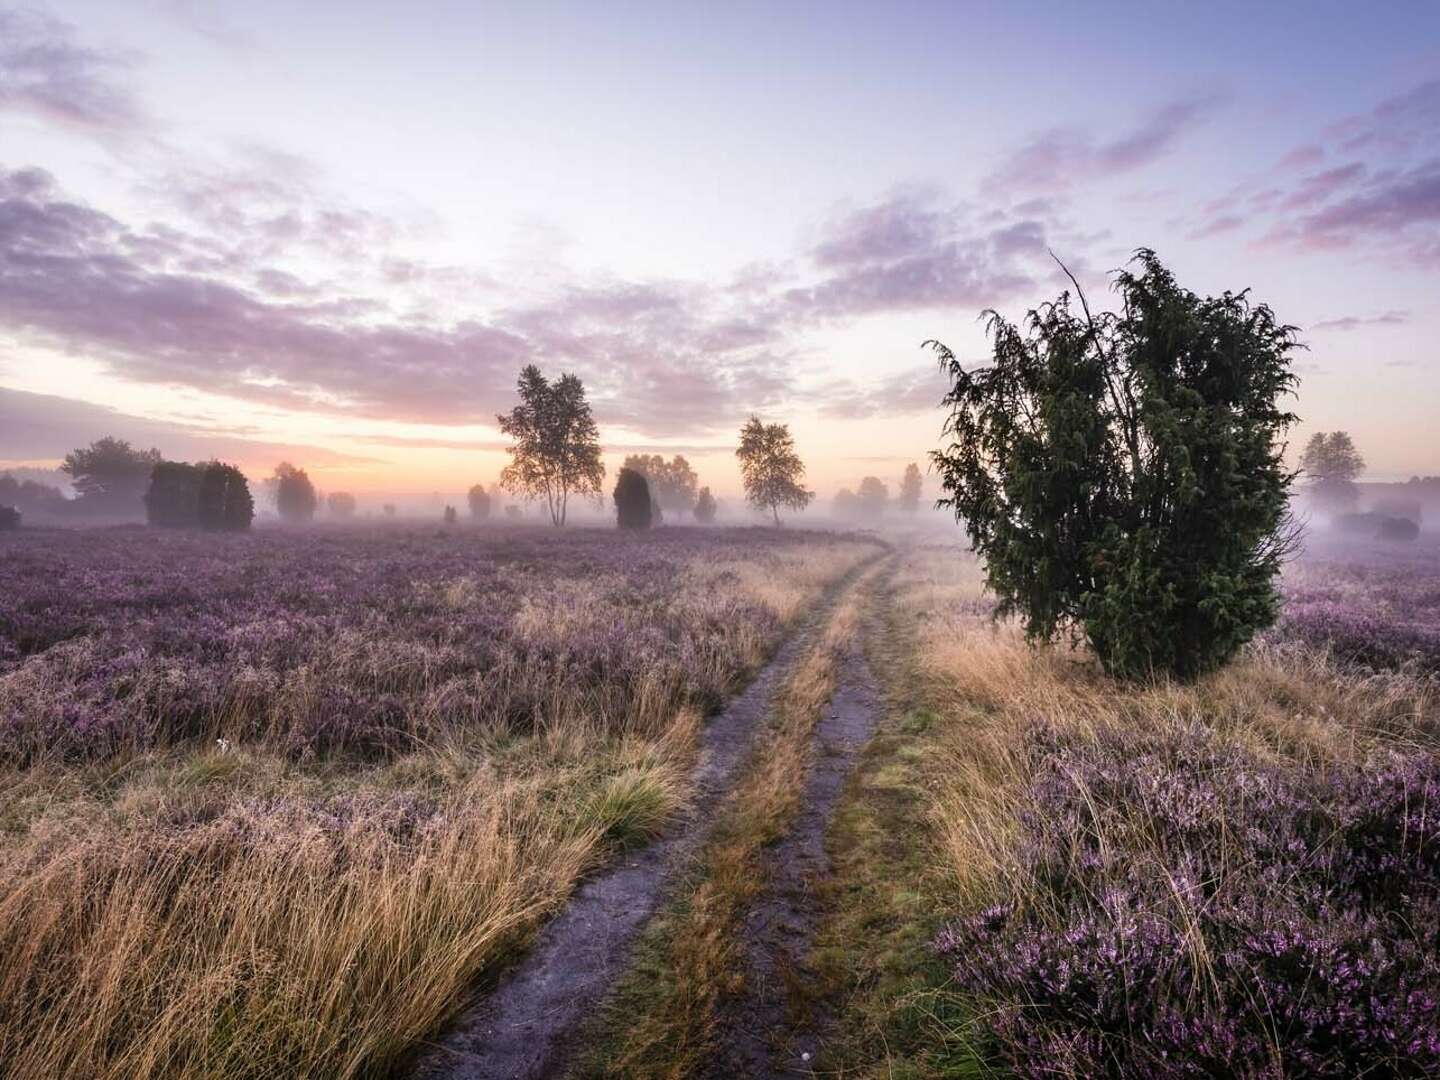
<box><xmin>704</xmin><ymin>570</ymin><xmax>887</xmax><ymax>1079</ymax></box>
<box><xmin>409</xmin><ymin>555</ymin><xmax>880</xmax><ymax>1080</ymax></box>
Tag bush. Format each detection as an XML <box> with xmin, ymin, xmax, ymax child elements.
<box><xmin>145</xmin><ymin>462</ymin><xmax>253</xmax><ymax>530</ymax></box>
<box><xmin>1336</xmin><ymin>512</ymin><xmax>1421</xmax><ymax>542</ymax></box>
<box><xmin>199</xmin><ymin>464</ymin><xmax>254</xmax><ymax>531</ymax></box>
<box><xmin>614</xmin><ymin>468</ymin><xmax>653</xmax><ymax>530</ymax></box>
<box><xmin>930</xmin><ymin>251</ymin><xmax>1299</xmax><ymax>681</ymax></box>
<box><xmin>0</xmin><ymin>505</ymin><xmax>19</xmax><ymax>531</ymax></box>
<box><xmin>442</xmin><ymin>505</ymin><xmax>458</xmax><ymax>525</ymax></box>
<box><xmin>937</xmin><ymin>723</ymin><xmax>1440</xmax><ymax>1077</ymax></box>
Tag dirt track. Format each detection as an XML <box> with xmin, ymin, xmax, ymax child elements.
<box><xmin>411</xmin><ymin>558</ymin><xmax>879</xmax><ymax>1080</ymax></box>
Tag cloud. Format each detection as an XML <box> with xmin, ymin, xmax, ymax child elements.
<box><xmin>1310</xmin><ymin>310</ymin><xmax>1409</xmax><ymax>332</ymax></box>
<box><xmin>1254</xmin><ymin>80</ymin><xmax>1440</xmax><ymax>266</ymax></box>
<box><xmin>0</xmin><ymin>385</ymin><xmax>375</xmax><ymax>470</ymax></box>
<box><xmin>0</xmin><ymin>9</ymin><xmax>145</xmax><ymax>130</ymax></box>
<box><xmin>816</xmin><ymin>366</ymin><xmax>949</xmax><ymax>420</ymax></box>
<box><xmin>986</xmin><ymin>94</ymin><xmax>1224</xmax><ymax>194</ymax></box>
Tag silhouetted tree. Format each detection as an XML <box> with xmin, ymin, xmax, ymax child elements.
<box><xmin>271</xmin><ymin>462</ymin><xmax>318</xmax><ymax>522</ymax></box>
<box><xmin>498</xmin><ymin>365</ymin><xmax>605</xmax><ymax>526</ymax></box>
<box><xmin>145</xmin><ymin>461</ymin><xmax>253</xmax><ymax>530</ymax></box>
<box><xmin>0</xmin><ymin>505</ymin><xmax>19</xmax><ymax>531</ymax></box>
<box><xmin>622</xmin><ymin>454</ymin><xmax>699</xmax><ymax>514</ymax></box>
<box><xmin>898</xmin><ymin>463</ymin><xmax>923</xmax><ymax>513</ymax></box>
<box><xmin>467</xmin><ymin>483</ymin><xmax>492</xmax><ymax>520</ymax></box>
<box><xmin>858</xmin><ymin>476</ymin><xmax>888</xmax><ymax>519</ymax></box>
<box><xmin>931</xmin><ymin>250</ymin><xmax>1300</xmax><ymax>681</ymax></box>
<box><xmin>382</xmin><ymin>503</ymin><xmax>397</xmax><ymax>517</ymax></box>
<box><xmin>694</xmin><ymin>486</ymin><xmax>717</xmax><ymax>524</ymax></box>
<box><xmin>1300</xmin><ymin>431</ymin><xmax>1365</xmax><ymax>513</ymax></box>
<box><xmin>61</xmin><ymin>436</ymin><xmax>161</xmax><ymax>516</ymax></box>
<box><xmin>504</xmin><ymin>504</ymin><xmax>522</xmax><ymax>521</ymax></box>
<box><xmin>736</xmin><ymin>416</ymin><xmax>813</xmax><ymax>526</ymax></box>
<box><xmin>198</xmin><ymin>463</ymin><xmax>254</xmax><ymax>530</ymax></box>
<box><xmin>833</xmin><ymin>488</ymin><xmax>859</xmax><ymax>520</ymax></box>
<box><xmin>443</xmin><ymin>504</ymin><xmax>458</xmax><ymax>524</ymax></box>
<box><xmin>145</xmin><ymin>462</ymin><xmax>202</xmax><ymax>527</ymax></box>
<box><xmin>614</xmin><ymin>467</ymin><xmax>654</xmax><ymax>530</ymax></box>
<box><xmin>327</xmin><ymin>491</ymin><xmax>357</xmax><ymax>518</ymax></box>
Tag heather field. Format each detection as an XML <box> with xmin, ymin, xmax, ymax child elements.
<box><xmin>0</xmin><ymin>524</ymin><xmax>878</xmax><ymax>1079</ymax></box>
<box><xmin>829</xmin><ymin>538</ymin><xmax>1440</xmax><ymax>1079</ymax></box>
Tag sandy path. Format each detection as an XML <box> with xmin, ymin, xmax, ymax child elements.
<box><xmin>410</xmin><ymin>559</ymin><xmax>877</xmax><ymax>1080</ymax></box>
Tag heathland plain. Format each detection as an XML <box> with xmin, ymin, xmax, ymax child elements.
<box><xmin>0</xmin><ymin>523</ymin><xmax>1438</xmax><ymax>1078</ymax></box>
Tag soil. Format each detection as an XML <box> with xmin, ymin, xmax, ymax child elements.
<box><xmin>703</xmin><ymin>621</ymin><xmax>883</xmax><ymax>1078</ymax></box>
<box><xmin>410</xmin><ymin>559</ymin><xmax>877</xmax><ymax>1080</ymax></box>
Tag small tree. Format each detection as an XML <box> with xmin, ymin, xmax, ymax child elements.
<box><xmin>736</xmin><ymin>416</ymin><xmax>813</xmax><ymax>526</ymax></box>
<box><xmin>327</xmin><ymin>491</ymin><xmax>357</xmax><ymax>518</ymax></box>
<box><xmin>382</xmin><ymin>503</ymin><xmax>397</xmax><ymax>517</ymax></box>
<box><xmin>898</xmin><ymin>463</ymin><xmax>923</xmax><ymax>513</ymax></box>
<box><xmin>61</xmin><ymin>436</ymin><xmax>161</xmax><ymax>516</ymax></box>
<box><xmin>931</xmin><ymin>250</ymin><xmax>1300</xmax><ymax>682</ymax></box>
<box><xmin>694</xmin><ymin>486</ymin><xmax>717</xmax><ymax>524</ymax></box>
<box><xmin>614</xmin><ymin>467</ymin><xmax>654</xmax><ymax>530</ymax></box>
<box><xmin>1299</xmin><ymin>431</ymin><xmax>1365</xmax><ymax>512</ymax></box>
<box><xmin>498</xmin><ymin>365</ymin><xmax>605</xmax><ymax>526</ymax></box>
<box><xmin>467</xmin><ymin>483</ymin><xmax>492</xmax><ymax>520</ymax></box>
<box><xmin>833</xmin><ymin>488</ymin><xmax>860</xmax><ymax>520</ymax></box>
<box><xmin>443</xmin><ymin>504</ymin><xmax>458</xmax><ymax>525</ymax></box>
<box><xmin>857</xmin><ymin>476</ymin><xmax>889</xmax><ymax>519</ymax></box>
<box><xmin>0</xmin><ymin>505</ymin><xmax>20</xmax><ymax>531</ymax></box>
<box><xmin>271</xmin><ymin>462</ymin><xmax>318</xmax><ymax>523</ymax></box>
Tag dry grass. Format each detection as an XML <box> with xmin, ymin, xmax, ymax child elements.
<box><xmin>0</xmin><ymin>534</ymin><xmax>875</xmax><ymax>1080</ymax></box>
<box><xmin>893</xmin><ymin>543</ymin><xmax>1440</xmax><ymax>906</ymax></box>
<box><xmin>581</xmin><ymin>564</ymin><xmax>876</xmax><ymax>1078</ymax></box>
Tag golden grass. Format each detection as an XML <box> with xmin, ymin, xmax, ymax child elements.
<box><xmin>0</xmin><ymin>539</ymin><xmax>876</xmax><ymax>1080</ymax></box>
<box><xmin>892</xmin><ymin>540</ymin><xmax>1440</xmax><ymax>920</ymax></box>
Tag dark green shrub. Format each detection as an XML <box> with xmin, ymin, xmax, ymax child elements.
<box><xmin>930</xmin><ymin>250</ymin><xmax>1300</xmax><ymax>681</ymax></box>
<box><xmin>144</xmin><ymin>462</ymin><xmax>203</xmax><ymax>527</ymax></box>
<box><xmin>614</xmin><ymin>468</ymin><xmax>653</xmax><ymax>530</ymax></box>
<box><xmin>198</xmin><ymin>463</ymin><xmax>254</xmax><ymax>530</ymax></box>
<box><xmin>145</xmin><ymin>461</ymin><xmax>253</xmax><ymax>530</ymax></box>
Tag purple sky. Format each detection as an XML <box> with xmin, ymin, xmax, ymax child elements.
<box><xmin>2</xmin><ymin>0</ymin><xmax>1437</xmax><ymax>499</ymax></box>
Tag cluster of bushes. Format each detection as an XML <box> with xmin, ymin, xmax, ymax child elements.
<box><xmin>1336</xmin><ymin>511</ymin><xmax>1421</xmax><ymax>542</ymax></box>
<box><xmin>937</xmin><ymin>722</ymin><xmax>1440</xmax><ymax>1077</ymax></box>
<box><xmin>144</xmin><ymin>462</ymin><xmax>254</xmax><ymax>530</ymax></box>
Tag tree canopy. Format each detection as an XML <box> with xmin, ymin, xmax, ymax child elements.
<box><xmin>498</xmin><ymin>365</ymin><xmax>605</xmax><ymax>527</ymax></box>
<box><xmin>621</xmin><ymin>454</ymin><xmax>699</xmax><ymax>513</ymax></box>
<box><xmin>327</xmin><ymin>491</ymin><xmax>357</xmax><ymax>518</ymax></box>
<box><xmin>931</xmin><ymin>250</ymin><xmax>1300</xmax><ymax>681</ymax></box>
<box><xmin>694</xmin><ymin>486</ymin><xmax>717</xmax><ymax>524</ymax></box>
<box><xmin>61</xmin><ymin>436</ymin><xmax>161</xmax><ymax>516</ymax></box>
<box><xmin>1299</xmin><ymin>431</ymin><xmax>1365</xmax><ymax>512</ymax></box>
<box><xmin>898</xmin><ymin>462</ymin><xmax>923</xmax><ymax>513</ymax></box>
<box><xmin>736</xmin><ymin>416</ymin><xmax>813</xmax><ymax>526</ymax></box>
<box><xmin>467</xmin><ymin>483</ymin><xmax>492</xmax><ymax>520</ymax></box>
<box><xmin>270</xmin><ymin>462</ymin><xmax>318</xmax><ymax>523</ymax></box>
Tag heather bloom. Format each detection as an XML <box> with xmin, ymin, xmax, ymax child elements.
<box><xmin>936</xmin><ymin>722</ymin><xmax>1440</xmax><ymax>1077</ymax></box>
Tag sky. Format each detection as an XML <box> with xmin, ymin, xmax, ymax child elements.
<box><xmin>1</xmin><ymin>0</ymin><xmax>1437</xmax><ymax>505</ymax></box>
